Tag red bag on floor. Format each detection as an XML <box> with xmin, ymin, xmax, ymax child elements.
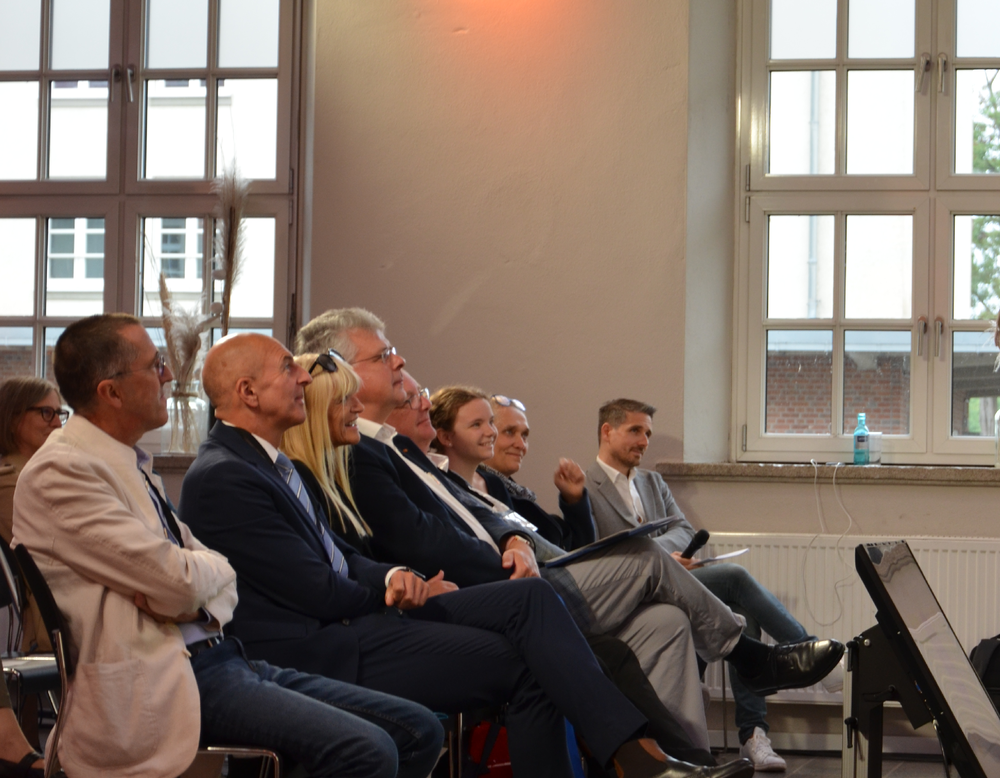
<box><xmin>466</xmin><ymin>721</ymin><xmax>512</xmax><ymax>778</ymax></box>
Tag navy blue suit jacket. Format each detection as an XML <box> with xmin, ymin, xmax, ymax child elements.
<box><xmin>180</xmin><ymin>422</ymin><xmax>394</xmax><ymax>682</ymax></box>
<box><xmin>480</xmin><ymin>471</ymin><xmax>597</xmax><ymax>552</ymax></box>
<box><xmin>351</xmin><ymin>434</ymin><xmax>519</xmax><ymax>587</ymax></box>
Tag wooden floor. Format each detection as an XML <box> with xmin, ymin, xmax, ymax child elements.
<box><xmin>716</xmin><ymin>752</ymin><xmax>947</xmax><ymax>777</ymax></box>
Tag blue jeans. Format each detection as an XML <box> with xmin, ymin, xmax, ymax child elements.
<box><xmin>691</xmin><ymin>564</ymin><xmax>812</xmax><ymax>743</ymax></box>
<box><xmin>191</xmin><ymin>639</ymin><xmax>444</xmax><ymax>778</ymax></box>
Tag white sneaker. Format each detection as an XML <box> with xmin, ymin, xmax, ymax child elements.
<box><xmin>820</xmin><ymin>656</ymin><xmax>845</xmax><ymax>693</ymax></box>
<box><xmin>739</xmin><ymin>727</ymin><xmax>787</xmax><ymax>772</ymax></box>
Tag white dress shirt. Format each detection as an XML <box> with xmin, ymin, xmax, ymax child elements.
<box><xmin>596</xmin><ymin>456</ymin><xmax>647</xmax><ymax>525</ymax></box>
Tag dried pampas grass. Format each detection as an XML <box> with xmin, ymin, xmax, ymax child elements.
<box><xmin>213</xmin><ymin>165</ymin><xmax>250</xmax><ymax>336</ymax></box>
<box><xmin>159</xmin><ymin>274</ymin><xmax>217</xmax><ymax>452</ymax></box>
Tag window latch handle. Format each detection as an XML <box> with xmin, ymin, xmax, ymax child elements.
<box><xmin>916</xmin><ymin>53</ymin><xmax>931</xmax><ymax>92</ymax></box>
<box><xmin>935</xmin><ymin>317</ymin><xmax>945</xmax><ymax>358</ymax></box>
<box><xmin>126</xmin><ymin>65</ymin><xmax>136</xmax><ymax>103</ymax></box>
<box><xmin>110</xmin><ymin>65</ymin><xmax>121</xmax><ymax>102</ymax></box>
<box><xmin>917</xmin><ymin>316</ymin><xmax>928</xmax><ymax>357</ymax></box>
<box><xmin>937</xmin><ymin>53</ymin><xmax>948</xmax><ymax>94</ymax></box>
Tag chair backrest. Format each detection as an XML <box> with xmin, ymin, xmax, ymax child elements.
<box><xmin>12</xmin><ymin>545</ymin><xmax>74</xmax><ymax>676</ymax></box>
<box><xmin>0</xmin><ymin>544</ymin><xmax>20</xmax><ymax>615</ymax></box>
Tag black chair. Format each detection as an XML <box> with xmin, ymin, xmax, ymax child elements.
<box><xmin>0</xmin><ymin>545</ymin><xmax>60</xmax><ymax>723</ymax></box>
<box><xmin>13</xmin><ymin>545</ymin><xmax>280</xmax><ymax>778</ymax></box>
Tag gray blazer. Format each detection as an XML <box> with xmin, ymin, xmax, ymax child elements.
<box><xmin>585</xmin><ymin>461</ymin><xmax>696</xmax><ymax>554</ymax></box>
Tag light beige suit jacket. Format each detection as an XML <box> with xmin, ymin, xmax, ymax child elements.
<box><xmin>12</xmin><ymin>416</ymin><xmax>237</xmax><ymax>778</ymax></box>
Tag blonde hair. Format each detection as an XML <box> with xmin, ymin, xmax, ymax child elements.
<box><xmin>280</xmin><ymin>353</ymin><xmax>371</xmax><ymax>539</ymax></box>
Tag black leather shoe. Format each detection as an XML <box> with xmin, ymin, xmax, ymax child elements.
<box><xmin>613</xmin><ymin>740</ymin><xmax>754</xmax><ymax>778</ymax></box>
<box><xmin>737</xmin><ymin>638</ymin><xmax>845</xmax><ymax>696</ymax></box>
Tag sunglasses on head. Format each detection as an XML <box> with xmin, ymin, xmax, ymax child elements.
<box><xmin>491</xmin><ymin>394</ymin><xmax>526</xmax><ymax>412</ymax></box>
<box><xmin>308</xmin><ymin>349</ymin><xmax>346</xmax><ymax>376</ymax></box>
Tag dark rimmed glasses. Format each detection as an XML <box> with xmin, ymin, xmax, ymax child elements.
<box><xmin>308</xmin><ymin>349</ymin><xmax>346</xmax><ymax>376</ymax></box>
<box><xmin>112</xmin><ymin>352</ymin><xmax>168</xmax><ymax>379</ymax></box>
<box><xmin>350</xmin><ymin>345</ymin><xmax>397</xmax><ymax>366</ymax></box>
<box><xmin>402</xmin><ymin>387</ymin><xmax>430</xmax><ymax>409</ymax></box>
<box><xmin>25</xmin><ymin>406</ymin><xmax>70</xmax><ymax>425</ymax></box>
<box><xmin>491</xmin><ymin>394</ymin><xmax>526</xmax><ymax>412</ymax></box>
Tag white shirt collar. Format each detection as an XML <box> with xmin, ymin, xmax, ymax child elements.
<box><xmin>426</xmin><ymin>451</ymin><xmax>449</xmax><ymax>470</ymax></box>
<box><xmin>596</xmin><ymin>455</ymin><xmax>633</xmax><ymax>485</ymax></box>
<box><xmin>357</xmin><ymin>417</ymin><xmax>396</xmax><ymax>444</ymax></box>
<box><xmin>222</xmin><ymin>420</ymin><xmax>279</xmax><ymax>463</ymax></box>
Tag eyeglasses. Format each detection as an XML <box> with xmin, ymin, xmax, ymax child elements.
<box><xmin>491</xmin><ymin>394</ymin><xmax>526</xmax><ymax>412</ymax></box>
<box><xmin>25</xmin><ymin>406</ymin><xmax>70</xmax><ymax>425</ymax></box>
<box><xmin>401</xmin><ymin>387</ymin><xmax>430</xmax><ymax>409</ymax></box>
<box><xmin>308</xmin><ymin>349</ymin><xmax>345</xmax><ymax>376</ymax></box>
<box><xmin>112</xmin><ymin>352</ymin><xmax>168</xmax><ymax>379</ymax></box>
<box><xmin>350</xmin><ymin>345</ymin><xmax>397</xmax><ymax>366</ymax></box>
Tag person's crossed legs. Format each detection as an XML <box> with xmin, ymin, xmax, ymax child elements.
<box><xmin>193</xmin><ymin>640</ymin><xmax>444</xmax><ymax>778</ymax></box>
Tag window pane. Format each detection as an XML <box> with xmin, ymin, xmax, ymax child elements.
<box><xmin>216</xmin><ymin>79</ymin><xmax>278</xmax><ymax>179</ymax></box>
<box><xmin>848</xmin><ymin>0</ymin><xmax>914</xmax><ymax>59</ymax></box>
<box><xmin>954</xmin><ymin>214</ymin><xmax>1000</xmax><ymax>320</ymax></box>
<box><xmin>766</xmin><ymin>330</ymin><xmax>833</xmax><ymax>433</ymax></box>
<box><xmin>218</xmin><ymin>0</ymin><xmax>280</xmax><ymax>68</ymax></box>
<box><xmin>50</xmin><ymin>0</ymin><xmax>109</xmax><ymax>70</ymax></box>
<box><xmin>214</xmin><ymin>217</ymin><xmax>275</xmax><ymax>318</ymax></box>
<box><xmin>146</xmin><ymin>0</ymin><xmax>208</xmax><ymax>69</ymax></box>
<box><xmin>952</xmin><ymin>332</ymin><xmax>1000</xmax><ymax>436</ymax></box>
<box><xmin>844</xmin><ymin>331</ymin><xmax>911</xmax><ymax>435</ymax></box>
<box><xmin>0</xmin><ymin>328</ymin><xmax>34</xmax><ymax>381</ymax></box>
<box><xmin>768</xmin><ymin>71</ymin><xmax>836</xmax><ymax>175</ymax></box>
<box><xmin>45</xmin><ymin>218</ymin><xmax>103</xmax><ymax>316</ymax></box>
<box><xmin>845</xmin><ymin>215</ymin><xmax>912</xmax><ymax>318</ymax></box>
<box><xmin>48</xmin><ymin>81</ymin><xmax>108</xmax><ymax>179</ymax></box>
<box><xmin>955</xmin><ymin>69</ymin><xmax>1000</xmax><ymax>175</ymax></box>
<box><xmin>846</xmin><ymin>70</ymin><xmax>914</xmax><ymax>174</ymax></box>
<box><xmin>770</xmin><ymin>0</ymin><xmax>836</xmax><ymax>60</ymax></box>
<box><xmin>957</xmin><ymin>0</ymin><xmax>1000</xmax><ymax>58</ymax></box>
<box><xmin>0</xmin><ymin>0</ymin><xmax>41</xmax><ymax>70</ymax></box>
<box><xmin>766</xmin><ymin>215</ymin><xmax>834</xmax><ymax>319</ymax></box>
<box><xmin>0</xmin><ymin>219</ymin><xmax>36</xmax><ymax>316</ymax></box>
<box><xmin>0</xmin><ymin>82</ymin><xmax>39</xmax><ymax>180</ymax></box>
<box><xmin>140</xmin><ymin>217</ymin><xmax>205</xmax><ymax>317</ymax></box>
<box><xmin>144</xmin><ymin>80</ymin><xmax>206</xmax><ymax>179</ymax></box>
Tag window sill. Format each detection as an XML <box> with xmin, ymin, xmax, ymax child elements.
<box><xmin>655</xmin><ymin>461</ymin><xmax>1000</xmax><ymax>487</ymax></box>
<box><xmin>153</xmin><ymin>453</ymin><xmax>197</xmax><ymax>476</ymax></box>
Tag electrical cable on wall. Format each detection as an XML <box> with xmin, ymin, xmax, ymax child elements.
<box><xmin>801</xmin><ymin>460</ymin><xmax>857</xmax><ymax>627</ymax></box>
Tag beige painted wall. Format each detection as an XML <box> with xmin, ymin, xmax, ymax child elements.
<box><xmin>307</xmin><ymin>1</ymin><xmax>690</xmax><ymax>497</ymax></box>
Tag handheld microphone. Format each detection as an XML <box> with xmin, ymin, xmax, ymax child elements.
<box><xmin>680</xmin><ymin>529</ymin><xmax>710</xmax><ymax>559</ymax></box>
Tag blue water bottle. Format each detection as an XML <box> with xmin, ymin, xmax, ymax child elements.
<box><xmin>853</xmin><ymin>413</ymin><xmax>870</xmax><ymax>465</ymax></box>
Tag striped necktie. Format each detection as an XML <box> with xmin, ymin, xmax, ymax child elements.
<box><xmin>275</xmin><ymin>453</ymin><xmax>346</xmax><ymax>577</ymax></box>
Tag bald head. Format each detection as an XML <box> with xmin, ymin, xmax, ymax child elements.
<box><xmin>203</xmin><ymin>333</ymin><xmax>313</xmax><ymax>446</ymax></box>
<box><xmin>203</xmin><ymin>333</ymin><xmax>275</xmax><ymax>411</ymax></box>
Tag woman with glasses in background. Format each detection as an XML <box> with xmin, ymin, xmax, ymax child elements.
<box><xmin>0</xmin><ymin>376</ymin><xmax>68</xmax><ymax>777</ymax></box>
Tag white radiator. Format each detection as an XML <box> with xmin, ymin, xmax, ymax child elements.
<box><xmin>700</xmin><ymin>533</ymin><xmax>1000</xmax><ymax>704</ymax></box>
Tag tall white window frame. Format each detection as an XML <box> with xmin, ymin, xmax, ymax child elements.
<box><xmin>0</xmin><ymin>0</ymin><xmax>301</xmax><ymax>379</ymax></box>
<box><xmin>735</xmin><ymin>0</ymin><xmax>1000</xmax><ymax>465</ymax></box>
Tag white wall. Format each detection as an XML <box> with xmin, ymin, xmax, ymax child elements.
<box><xmin>307</xmin><ymin>1</ymin><xmax>691</xmax><ymax>500</ymax></box>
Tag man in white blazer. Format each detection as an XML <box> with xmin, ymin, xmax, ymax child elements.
<box><xmin>12</xmin><ymin>314</ymin><xmax>443</xmax><ymax>778</ymax></box>
<box><xmin>586</xmin><ymin>398</ymin><xmax>830</xmax><ymax>772</ymax></box>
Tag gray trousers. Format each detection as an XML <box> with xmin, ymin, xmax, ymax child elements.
<box><xmin>561</xmin><ymin>537</ymin><xmax>743</xmax><ymax>750</ymax></box>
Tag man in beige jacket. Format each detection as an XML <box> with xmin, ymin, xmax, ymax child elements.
<box><xmin>12</xmin><ymin>314</ymin><xmax>443</xmax><ymax>778</ymax></box>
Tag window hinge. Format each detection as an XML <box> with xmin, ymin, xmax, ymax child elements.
<box><xmin>744</xmin><ymin>164</ymin><xmax>751</xmax><ymax>191</ymax></box>
<box><xmin>744</xmin><ymin>197</ymin><xmax>750</xmax><ymax>223</ymax></box>
<box><xmin>289</xmin><ymin>167</ymin><xmax>294</xmax><ymax>193</ymax></box>
<box><xmin>289</xmin><ymin>200</ymin><xmax>294</xmax><ymax>225</ymax></box>
<box><xmin>741</xmin><ymin>424</ymin><xmax>747</xmax><ymax>452</ymax></box>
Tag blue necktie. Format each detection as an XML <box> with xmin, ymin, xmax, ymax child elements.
<box><xmin>275</xmin><ymin>453</ymin><xmax>346</xmax><ymax>577</ymax></box>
